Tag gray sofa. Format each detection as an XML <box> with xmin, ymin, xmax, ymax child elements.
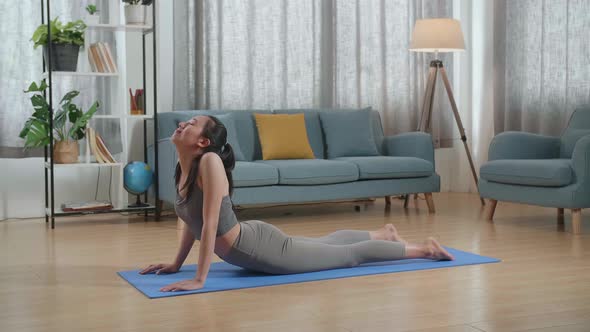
<box><xmin>148</xmin><ymin>109</ymin><xmax>440</xmax><ymax>209</ymax></box>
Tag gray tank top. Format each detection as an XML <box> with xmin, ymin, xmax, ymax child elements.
<box><xmin>174</xmin><ymin>186</ymin><xmax>238</xmax><ymax>240</ymax></box>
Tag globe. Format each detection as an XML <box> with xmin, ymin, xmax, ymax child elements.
<box><xmin>124</xmin><ymin>161</ymin><xmax>153</xmax><ymax>197</ymax></box>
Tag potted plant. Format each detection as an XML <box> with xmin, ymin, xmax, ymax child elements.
<box><xmin>31</xmin><ymin>18</ymin><xmax>87</xmax><ymax>72</ymax></box>
<box><xmin>123</xmin><ymin>0</ymin><xmax>153</xmax><ymax>25</ymax></box>
<box><xmin>19</xmin><ymin>80</ymin><xmax>99</xmax><ymax>164</ymax></box>
<box><xmin>85</xmin><ymin>4</ymin><xmax>100</xmax><ymax>25</ymax></box>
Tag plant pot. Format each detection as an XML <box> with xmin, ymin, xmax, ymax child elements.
<box><xmin>43</xmin><ymin>43</ymin><xmax>80</xmax><ymax>72</ymax></box>
<box><xmin>125</xmin><ymin>5</ymin><xmax>145</xmax><ymax>25</ymax></box>
<box><xmin>54</xmin><ymin>141</ymin><xmax>79</xmax><ymax>164</ymax></box>
<box><xmin>86</xmin><ymin>14</ymin><xmax>100</xmax><ymax>25</ymax></box>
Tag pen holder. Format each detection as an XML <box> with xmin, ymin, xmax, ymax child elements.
<box><xmin>129</xmin><ymin>88</ymin><xmax>145</xmax><ymax>115</ymax></box>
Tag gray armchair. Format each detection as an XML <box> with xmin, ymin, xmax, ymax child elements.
<box><xmin>479</xmin><ymin>107</ymin><xmax>590</xmax><ymax>234</ymax></box>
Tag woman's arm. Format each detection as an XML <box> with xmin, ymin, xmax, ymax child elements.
<box><xmin>172</xmin><ymin>219</ymin><xmax>196</xmax><ymax>269</ymax></box>
<box><xmin>159</xmin><ymin>153</ymin><xmax>227</xmax><ymax>291</ymax></box>
<box><xmin>194</xmin><ymin>152</ymin><xmax>227</xmax><ymax>283</ymax></box>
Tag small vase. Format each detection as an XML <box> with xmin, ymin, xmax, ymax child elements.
<box><xmin>54</xmin><ymin>141</ymin><xmax>79</xmax><ymax>164</ymax></box>
<box><xmin>125</xmin><ymin>5</ymin><xmax>145</xmax><ymax>25</ymax></box>
<box><xmin>86</xmin><ymin>15</ymin><xmax>100</xmax><ymax>25</ymax></box>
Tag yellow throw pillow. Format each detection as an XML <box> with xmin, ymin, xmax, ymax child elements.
<box><xmin>254</xmin><ymin>113</ymin><xmax>315</xmax><ymax>160</ymax></box>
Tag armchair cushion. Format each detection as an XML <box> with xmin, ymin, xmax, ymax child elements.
<box><xmin>480</xmin><ymin>159</ymin><xmax>573</xmax><ymax>187</ymax></box>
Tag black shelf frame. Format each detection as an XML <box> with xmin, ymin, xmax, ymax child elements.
<box><xmin>41</xmin><ymin>0</ymin><xmax>160</xmax><ymax>228</ymax></box>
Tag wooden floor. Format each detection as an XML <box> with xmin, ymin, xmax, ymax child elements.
<box><xmin>1</xmin><ymin>193</ymin><xmax>589</xmax><ymax>332</ymax></box>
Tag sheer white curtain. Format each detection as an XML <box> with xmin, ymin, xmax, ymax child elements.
<box><xmin>493</xmin><ymin>0</ymin><xmax>590</xmax><ymax>136</ymax></box>
<box><xmin>0</xmin><ymin>0</ymin><xmax>119</xmax><ymax>158</ymax></box>
<box><xmin>448</xmin><ymin>0</ymin><xmax>590</xmax><ymax>193</ymax></box>
<box><xmin>174</xmin><ymin>0</ymin><xmax>454</xmax><ymax>140</ymax></box>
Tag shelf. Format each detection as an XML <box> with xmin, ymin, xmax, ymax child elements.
<box><xmin>46</xmin><ymin>203</ymin><xmax>156</xmax><ymax>217</ymax></box>
<box><xmin>45</xmin><ymin>162</ymin><xmax>122</xmax><ymax>168</ymax></box>
<box><xmin>94</xmin><ymin>114</ymin><xmax>153</xmax><ymax>119</ymax></box>
<box><xmin>43</xmin><ymin>71</ymin><xmax>119</xmax><ymax>77</ymax></box>
<box><xmin>86</xmin><ymin>24</ymin><xmax>153</xmax><ymax>33</ymax></box>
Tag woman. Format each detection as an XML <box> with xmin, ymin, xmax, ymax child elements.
<box><xmin>140</xmin><ymin>115</ymin><xmax>454</xmax><ymax>292</ymax></box>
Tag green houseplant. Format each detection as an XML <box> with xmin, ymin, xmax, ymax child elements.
<box><xmin>19</xmin><ymin>80</ymin><xmax>99</xmax><ymax>163</ymax></box>
<box><xmin>85</xmin><ymin>4</ymin><xmax>100</xmax><ymax>25</ymax></box>
<box><xmin>31</xmin><ymin>18</ymin><xmax>87</xmax><ymax>71</ymax></box>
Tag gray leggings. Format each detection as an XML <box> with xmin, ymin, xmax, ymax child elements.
<box><xmin>222</xmin><ymin>220</ymin><xmax>406</xmax><ymax>274</ymax></box>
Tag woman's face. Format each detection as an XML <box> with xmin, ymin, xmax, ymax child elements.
<box><xmin>171</xmin><ymin>115</ymin><xmax>211</xmax><ymax>152</ymax></box>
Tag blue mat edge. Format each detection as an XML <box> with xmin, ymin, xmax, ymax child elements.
<box><xmin>118</xmin><ymin>248</ymin><xmax>500</xmax><ymax>299</ymax></box>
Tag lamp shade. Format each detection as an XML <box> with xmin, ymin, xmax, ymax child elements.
<box><xmin>409</xmin><ymin>18</ymin><xmax>465</xmax><ymax>53</ymax></box>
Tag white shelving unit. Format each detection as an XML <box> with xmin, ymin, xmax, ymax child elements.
<box><xmin>43</xmin><ymin>0</ymin><xmax>159</xmax><ymax>227</ymax></box>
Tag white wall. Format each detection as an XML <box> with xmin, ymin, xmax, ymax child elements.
<box><xmin>0</xmin><ymin>1</ymin><xmax>174</xmax><ymax>220</ymax></box>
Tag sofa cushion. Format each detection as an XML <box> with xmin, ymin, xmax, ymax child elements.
<box><xmin>480</xmin><ymin>159</ymin><xmax>573</xmax><ymax>187</ymax></box>
<box><xmin>335</xmin><ymin>156</ymin><xmax>434</xmax><ymax>180</ymax></box>
<box><xmin>319</xmin><ymin>108</ymin><xmax>380</xmax><ymax>158</ymax></box>
<box><xmin>257</xmin><ymin>159</ymin><xmax>359</xmax><ymax>185</ymax></box>
<box><xmin>274</xmin><ymin>110</ymin><xmax>325</xmax><ymax>159</ymax></box>
<box><xmin>254</xmin><ymin>113</ymin><xmax>315</xmax><ymax>160</ymax></box>
<box><xmin>215</xmin><ymin>113</ymin><xmax>246</xmax><ymax>161</ymax></box>
<box><xmin>233</xmin><ymin>161</ymin><xmax>279</xmax><ymax>188</ymax></box>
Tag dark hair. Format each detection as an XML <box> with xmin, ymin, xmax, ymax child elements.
<box><xmin>174</xmin><ymin>115</ymin><xmax>236</xmax><ymax>200</ymax></box>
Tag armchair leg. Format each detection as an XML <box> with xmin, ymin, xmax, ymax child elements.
<box><xmin>558</xmin><ymin>208</ymin><xmax>565</xmax><ymax>225</ymax></box>
<box><xmin>385</xmin><ymin>196</ymin><xmax>392</xmax><ymax>206</ymax></box>
<box><xmin>424</xmin><ymin>193</ymin><xmax>435</xmax><ymax>214</ymax></box>
<box><xmin>485</xmin><ymin>199</ymin><xmax>498</xmax><ymax>221</ymax></box>
<box><xmin>572</xmin><ymin>209</ymin><xmax>582</xmax><ymax>235</ymax></box>
<box><xmin>403</xmin><ymin>195</ymin><xmax>409</xmax><ymax>208</ymax></box>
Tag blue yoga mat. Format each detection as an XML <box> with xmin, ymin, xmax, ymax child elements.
<box><xmin>118</xmin><ymin>247</ymin><xmax>499</xmax><ymax>299</ymax></box>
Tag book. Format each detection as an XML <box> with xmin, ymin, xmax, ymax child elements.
<box><xmin>62</xmin><ymin>201</ymin><xmax>113</xmax><ymax>212</ymax></box>
<box><xmin>96</xmin><ymin>133</ymin><xmax>116</xmax><ymax>163</ymax></box>
<box><xmin>89</xmin><ymin>44</ymin><xmax>105</xmax><ymax>72</ymax></box>
<box><xmin>101</xmin><ymin>42</ymin><xmax>118</xmax><ymax>73</ymax></box>
<box><xmin>96</xmin><ymin>43</ymin><xmax>111</xmax><ymax>73</ymax></box>
<box><xmin>87</xmin><ymin>48</ymin><xmax>98</xmax><ymax>72</ymax></box>
<box><xmin>96</xmin><ymin>43</ymin><xmax>111</xmax><ymax>72</ymax></box>
<box><xmin>87</xmin><ymin>127</ymin><xmax>104</xmax><ymax>163</ymax></box>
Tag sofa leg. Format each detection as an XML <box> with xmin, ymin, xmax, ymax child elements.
<box><xmin>424</xmin><ymin>193</ymin><xmax>435</xmax><ymax>214</ymax></box>
<box><xmin>558</xmin><ymin>208</ymin><xmax>565</xmax><ymax>225</ymax></box>
<box><xmin>403</xmin><ymin>195</ymin><xmax>409</xmax><ymax>208</ymax></box>
<box><xmin>385</xmin><ymin>196</ymin><xmax>392</xmax><ymax>206</ymax></box>
<box><xmin>485</xmin><ymin>199</ymin><xmax>498</xmax><ymax>221</ymax></box>
<box><xmin>572</xmin><ymin>209</ymin><xmax>582</xmax><ymax>235</ymax></box>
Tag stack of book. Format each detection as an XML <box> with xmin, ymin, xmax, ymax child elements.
<box><xmin>61</xmin><ymin>201</ymin><xmax>113</xmax><ymax>212</ymax></box>
<box><xmin>87</xmin><ymin>127</ymin><xmax>116</xmax><ymax>163</ymax></box>
<box><xmin>88</xmin><ymin>42</ymin><xmax>118</xmax><ymax>73</ymax></box>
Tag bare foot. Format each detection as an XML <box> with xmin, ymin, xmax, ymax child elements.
<box><xmin>423</xmin><ymin>237</ymin><xmax>454</xmax><ymax>260</ymax></box>
<box><xmin>371</xmin><ymin>224</ymin><xmax>407</xmax><ymax>244</ymax></box>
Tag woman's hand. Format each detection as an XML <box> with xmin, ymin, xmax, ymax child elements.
<box><xmin>139</xmin><ymin>263</ymin><xmax>179</xmax><ymax>275</ymax></box>
<box><xmin>160</xmin><ymin>279</ymin><xmax>204</xmax><ymax>292</ymax></box>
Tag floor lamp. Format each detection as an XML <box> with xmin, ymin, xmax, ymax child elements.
<box><xmin>408</xmin><ymin>18</ymin><xmax>484</xmax><ymax>206</ymax></box>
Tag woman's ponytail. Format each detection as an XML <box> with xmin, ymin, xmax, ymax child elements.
<box><xmin>220</xmin><ymin>142</ymin><xmax>235</xmax><ymax>195</ymax></box>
